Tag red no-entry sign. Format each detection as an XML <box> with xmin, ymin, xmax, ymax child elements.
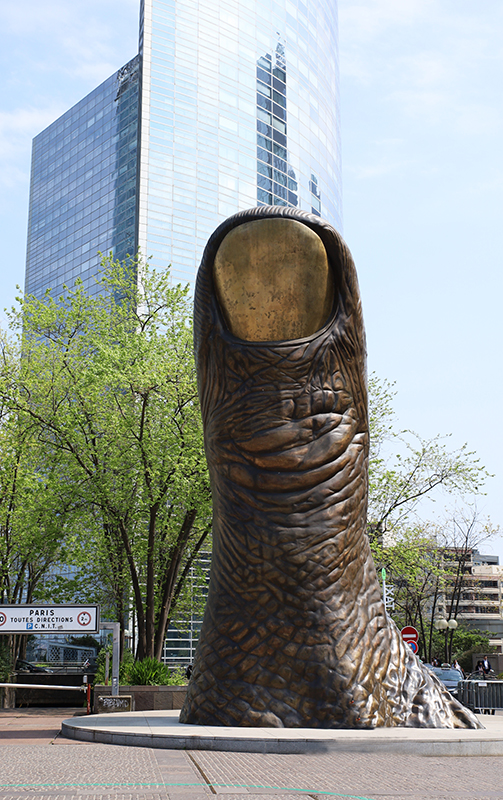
<box><xmin>401</xmin><ymin>626</ymin><xmax>419</xmax><ymax>644</ymax></box>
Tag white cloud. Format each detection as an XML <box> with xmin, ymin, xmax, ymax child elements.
<box><xmin>339</xmin><ymin>0</ymin><xmax>503</xmax><ymax>136</ymax></box>
<box><xmin>0</xmin><ymin>0</ymin><xmax>140</xmax><ymax>317</ymax></box>
<box><xmin>339</xmin><ymin>0</ymin><xmax>432</xmax><ymax>43</ymax></box>
<box><xmin>0</xmin><ymin>0</ymin><xmax>138</xmax><ymax>89</ymax></box>
<box><xmin>0</xmin><ymin>1</ymin><xmax>140</xmax><ymax>203</ymax></box>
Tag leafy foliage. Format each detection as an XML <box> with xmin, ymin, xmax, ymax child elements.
<box><xmin>1</xmin><ymin>256</ymin><xmax>212</xmax><ymax>659</ymax></box>
<box><xmin>94</xmin><ymin>650</ymin><xmax>186</xmax><ymax>686</ymax></box>
<box><xmin>94</xmin><ymin>644</ymin><xmax>135</xmax><ymax>685</ymax></box>
<box><xmin>0</xmin><ymin>333</ymin><xmax>74</xmax><ymax>664</ymax></box>
<box><xmin>0</xmin><ymin>271</ymin><xmax>495</xmax><ymax>670</ymax></box>
<box><xmin>445</xmin><ymin>627</ymin><xmax>494</xmax><ymax>673</ymax></box>
<box><xmin>368</xmin><ymin>374</ymin><xmax>498</xmax><ymax>664</ymax></box>
<box><xmin>0</xmin><ymin>640</ymin><xmax>12</xmax><ymax>682</ymax></box>
<box><xmin>127</xmin><ymin>657</ymin><xmax>173</xmax><ymax>686</ymax></box>
<box><xmin>368</xmin><ymin>374</ymin><xmax>489</xmax><ymax>540</ymax></box>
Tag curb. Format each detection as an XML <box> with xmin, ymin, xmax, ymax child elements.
<box><xmin>61</xmin><ymin>711</ymin><xmax>503</xmax><ymax>756</ymax></box>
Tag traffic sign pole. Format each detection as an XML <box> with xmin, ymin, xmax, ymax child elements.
<box><xmin>381</xmin><ymin>568</ymin><xmax>387</xmax><ymax>615</ymax></box>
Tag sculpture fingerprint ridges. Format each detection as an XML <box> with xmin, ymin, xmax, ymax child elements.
<box><xmin>180</xmin><ymin>206</ymin><xmax>481</xmax><ymax>730</ymax></box>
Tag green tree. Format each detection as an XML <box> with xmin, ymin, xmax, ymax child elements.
<box><xmin>434</xmin><ymin>510</ymin><xmax>498</xmax><ymax>663</ymax></box>
<box><xmin>377</xmin><ymin>515</ymin><xmax>497</xmax><ymax>663</ymax></box>
<box><xmin>368</xmin><ymin>374</ymin><xmax>488</xmax><ymax>542</ymax></box>
<box><xmin>368</xmin><ymin>375</ymin><xmax>497</xmax><ymax>663</ymax></box>
<box><xmin>0</xmin><ymin>334</ymin><xmax>71</xmax><ymax>664</ymax></box>
<box><xmin>448</xmin><ymin>627</ymin><xmax>495</xmax><ymax>673</ymax></box>
<box><xmin>375</xmin><ymin>525</ymin><xmax>444</xmax><ymax>659</ymax></box>
<box><xmin>2</xmin><ymin>257</ymin><xmax>211</xmax><ymax>660</ymax></box>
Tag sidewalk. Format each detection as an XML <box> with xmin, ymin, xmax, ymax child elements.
<box><xmin>0</xmin><ymin>707</ymin><xmax>85</xmax><ymax>746</ymax></box>
<box><xmin>1</xmin><ymin>709</ymin><xmax>503</xmax><ymax>799</ymax></box>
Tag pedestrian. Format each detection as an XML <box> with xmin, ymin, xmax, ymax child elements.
<box><xmin>482</xmin><ymin>655</ymin><xmax>491</xmax><ymax>674</ymax></box>
<box><xmin>452</xmin><ymin>659</ymin><xmax>463</xmax><ymax>676</ymax></box>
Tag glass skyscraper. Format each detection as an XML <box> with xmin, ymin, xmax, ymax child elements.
<box><xmin>25</xmin><ymin>0</ymin><xmax>341</xmax><ymax>297</ymax></box>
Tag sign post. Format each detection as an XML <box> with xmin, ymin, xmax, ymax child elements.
<box><xmin>381</xmin><ymin>568</ymin><xmax>395</xmax><ymax>615</ymax></box>
<box><xmin>0</xmin><ymin>603</ymin><xmax>126</xmax><ymax>707</ymax></box>
<box><xmin>101</xmin><ymin>622</ymin><xmax>120</xmax><ymax>696</ymax></box>
<box><xmin>384</xmin><ymin>584</ymin><xmax>395</xmax><ymax>613</ymax></box>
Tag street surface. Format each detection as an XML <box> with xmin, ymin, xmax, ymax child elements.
<box><xmin>1</xmin><ymin>709</ymin><xmax>503</xmax><ymax>800</ymax></box>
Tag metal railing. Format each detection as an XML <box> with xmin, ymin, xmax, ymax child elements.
<box><xmin>0</xmin><ymin>683</ymin><xmax>86</xmax><ymax>691</ymax></box>
<box><xmin>458</xmin><ymin>679</ymin><xmax>503</xmax><ymax>712</ymax></box>
<box><xmin>0</xmin><ymin>682</ymin><xmax>91</xmax><ymax>713</ymax></box>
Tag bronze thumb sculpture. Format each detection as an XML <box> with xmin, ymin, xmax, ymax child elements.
<box><xmin>180</xmin><ymin>206</ymin><xmax>481</xmax><ymax>729</ymax></box>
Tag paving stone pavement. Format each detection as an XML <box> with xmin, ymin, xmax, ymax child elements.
<box><xmin>1</xmin><ymin>711</ymin><xmax>503</xmax><ymax>799</ymax></box>
<box><xmin>193</xmin><ymin>749</ymin><xmax>503</xmax><ymax>798</ymax></box>
<box><xmin>0</xmin><ymin>709</ymin><xmax>85</xmax><ymax>746</ymax></box>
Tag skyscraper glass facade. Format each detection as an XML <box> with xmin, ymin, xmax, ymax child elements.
<box><xmin>25</xmin><ymin>0</ymin><xmax>341</xmax><ymax>297</ymax></box>
<box><xmin>138</xmin><ymin>0</ymin><xmax>341</xmax><ymax>285</ymax></box>
<box><xmin>256</xmin><ymin>45</ymin><xmax>299</xmax><ymax>210</ymax></box>
<box><xmin>25</xmin><ymin>58</ymin><xmax>140</xmax><ymax>298</ymax></box>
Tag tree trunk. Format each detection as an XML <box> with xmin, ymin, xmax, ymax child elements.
<box><xmin>118</xmin><ymin>519</ymin><xmax>147</xmax><ymax>659</ymax></box>
<box><xmin>145</xmin><ymin>505</ymin><xmax>159</xmax><ymax>659</ymax></box>
<box><xmin>153</xmin><ymin>509</ymin><xmax>199</xmax><ymax>660</ymax></box>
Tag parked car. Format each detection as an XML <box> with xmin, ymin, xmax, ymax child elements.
<box><xmin>15</xmin><ymin>659</ymin><xmax>53</xmax><ymax>674</ymax></box>
<box><xmin>427</xmin><ymin>665</ymin><xmax>463</xmax><ymax>697</ymax></box>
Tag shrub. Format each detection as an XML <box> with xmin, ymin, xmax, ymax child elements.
<box><xmin>164</xmin><ymin>666</ymin><xmax>187</xmax><ymax>685</ymax></box>
<box><xmin>94</xmin><ymin>650</ymin><xmax>188</xmax><ymax>686</ymax></box>
<box><xmin>124</xmin><ymin>658</ymin><xmax>187</xmax><ymax>685</ymax></box>
<box><xmin>0</xmin><ymin>641</ymin><xmax>12</xmax><ymax>682</ymax></box>
<box><xmin>127</xmin><ymin>657</ymin><xmax>171</xmax><ymax>686</ymax></box>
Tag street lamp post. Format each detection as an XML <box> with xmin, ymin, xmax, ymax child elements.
<box><xmin>434</xmin><ymin>617</ymin><xmax>458</xmax><ymax>663</ymax></box>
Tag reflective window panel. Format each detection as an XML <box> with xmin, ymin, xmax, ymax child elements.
<box><xmin>138</xmin><ymin>0</ymin><xmax>341</xmax><ymax>286</ymax></box>
<box><xmin>25</xmin><ymin>58</ymin><xmax>140</xmax><ymax>298</ymax></box>
<box><xmin>25</xmin><ymin>0</ymin><xmax>341</xmax><ymax>297</ymax></box>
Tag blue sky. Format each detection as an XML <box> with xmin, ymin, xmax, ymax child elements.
<box><xmin>1</xmin><ymin>0</ymin><xmax>502</xmax><ymax>555</ymax></box>
<box><xmin>339</xmin><ymin>0</ymin><xmax>503</xmax><ymax>557</ymax></box>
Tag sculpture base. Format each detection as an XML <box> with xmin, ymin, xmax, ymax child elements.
<box><xmin>61</xmin><ymin>709</ymin><xmax>503</xmax><ymax>756</ymax></box>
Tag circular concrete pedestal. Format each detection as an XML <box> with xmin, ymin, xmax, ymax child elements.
<box><xmin>61</xmin><ymin>709</ymin><xmax>503</xmax><ymax>756</ymax></box>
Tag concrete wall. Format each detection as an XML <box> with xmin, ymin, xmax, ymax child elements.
<box><xmin>94</xmin><ymin>684</ymin><xmax>188</xmax><ymax>713</ymax></box>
